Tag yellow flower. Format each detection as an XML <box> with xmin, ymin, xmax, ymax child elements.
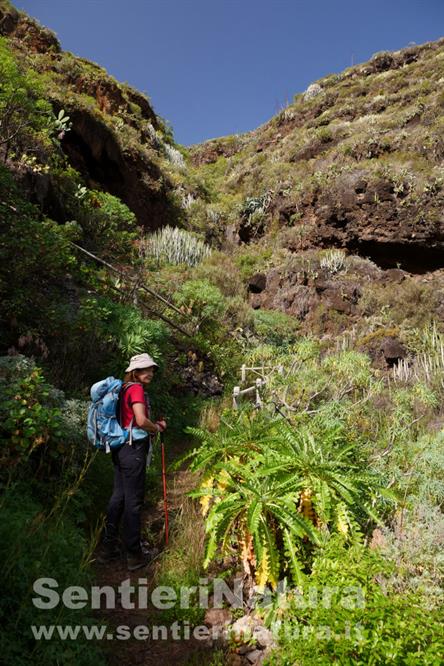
<box><xmin>336</xmin><ymin>504</ymin><xmax>349</xmax><ymax>535</ymax></box>
<box><xmin>199</xmin><ymin>476</ymin><xmax>214</xmax><ymax>517</ymax></box>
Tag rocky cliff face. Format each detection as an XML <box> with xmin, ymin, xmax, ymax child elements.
<box><xmin>185</xmin><ymin>38</ymin><xmax>444</xmax><ymax>357</ymax></box>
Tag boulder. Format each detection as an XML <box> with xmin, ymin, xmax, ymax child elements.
<box><xmin>248</xmin><ymin>273</ymin><xmax>267</xmax><ymax>294</ymax></box>
<box><xmin>252</xmin><ymin>626</ymin><xmax>275</xmax><ymax>649</ymax></box>
<box><xmin>246</xmin><ymin>649</ymin><xmax>264</xmax><ymax>664</ymax></box>
<box><xmin>230</xmin><ymin>615</ymin><xmax>255</xmax><ymax>642</ymax></box>
<box><xmin>380</xmin><ymin>337</ymin><xmax>407</xmax><ymax>367</ymax></box>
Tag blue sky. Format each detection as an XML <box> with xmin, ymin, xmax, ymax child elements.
<box><xmin>17</xmin><ymin>0</ymin><xmax>444</xmax><ymax>146</ymax></box>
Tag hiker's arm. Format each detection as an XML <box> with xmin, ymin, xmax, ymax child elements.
<box><xmin>132</xmin><ymin>403</ymin><xmax>161</xmax><ymax>434</ymax></box>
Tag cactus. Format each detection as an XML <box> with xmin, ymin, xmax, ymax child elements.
<box><xmin>53</xmin><ymin>108</ymin><xmax>72</xmax><ymax>139</ymax></box>
<box><xmin>320</xmin><ymin>249</ymin><xmax>347</xmax><ymax>274</ymax></box>
<box><xmin>164</xmin><ymin>143</ymin><xmax>185</xmax><ymax>169</ymax></box>
<box><xmin>140</xmin><ymin>225</ymin><xmax>211</xmax><ymax>267</ymax></box>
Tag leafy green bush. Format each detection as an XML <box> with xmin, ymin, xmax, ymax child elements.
<box><xmin>67</xmin><ymin>187</ymin><xmax>137</xmax><ymax>259</ymax></box>
<box><xmin>0</xmin><ymin>355</ymin><xmax>97</xmax><ymax>500</ymax></box>
<box><xmin>0</xmin><ymin>166</ymin><xmax>78</xmax><ymax>350</ymax></box>
<box><xmin>264</xmin><ymin>537</ymin><xmax>444</xmax><ymax>665</ymax></box>
<box><xmin>252</xmin><ymin>309</ymin><xmax>299</xmax><ymax>346</ymax></box>
<box><xmin>0</xmin><ymin>37</ymin><xmax>57</xmax><ymax>165</ymax></box>
<box><xmin>0</xmin><ymin>359</ymin><xmax>63</xmax><ymax>474</ymax></box>
<box><xmin>173</xmin><ymin>279</ymin><xmax>226</xmax><ymax>334</ymax></box>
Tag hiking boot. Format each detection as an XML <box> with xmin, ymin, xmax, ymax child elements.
<box><xmin>127</xmin><ymin>549</ymin><xmax>153</xmax><ymax>571</ymax></box>
<box><xmin>141</xmin><ymin>543</ymin><xmax>160</xmax><ymax>559</ymax></box>
<box><xmin>96</xmin><ymin>540</ymin><xmax>122</xmax><ymax>564</ymax></box>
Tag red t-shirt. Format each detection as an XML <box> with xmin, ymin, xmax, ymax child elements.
<box><xmin>119</xmin><ymin>383</ymin><xmax>151</xmax><ymax>429</ymax></box>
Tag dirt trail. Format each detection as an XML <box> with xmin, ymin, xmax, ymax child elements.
<box><xmin>92</xmin><ymin>439</ymin><xmax>215</xmax><ymax>666</ymax></box>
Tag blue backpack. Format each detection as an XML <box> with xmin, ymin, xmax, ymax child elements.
<box><xmin>86</xmin><ymin>377</ymin><xmax>148</xmax><ymax>452</ymax></box>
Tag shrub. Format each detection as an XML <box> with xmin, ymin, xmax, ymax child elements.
<box><xmin>0</xmin><ymin>358</ymin><xmax>64</xmax><ymax>475</ymax></box>
<box><xmin>187</xmin><ymin>408</ymin><xmax>389</xmax><ymax>590</ymax></box>
<box><xmin>264</xmin><ymin>537</ymin><xmax>444</xmax><ymax>665</ymax></box>
<box><xmin>192</xmin><ymin>252</ymin><xmax>244</xmax><ymax>298</ymax></box>
<box><xmin>43</xmin><ymin>294</ymin><xmax>171</xmax><ymax>391</ymax></box>
<box><xmin>234</xmin><ymin>246</ymin><xmax>274</xmax><ymax>281</ymax></box>
<box><xmin>315</xmin><ymin>127</ymin><xmax>333</xmax><ymax>144</ymax></box>
<box><xmin>173</xmin><ymin>279</ymin><xmax>226</xmax><ymax>333</ymax></box>
<box><xmin>0</xmin><ymin>166</ymin><xmax>78</xmax><ymax>352</ymax></box>
<box><xmin>252</xmin><ymin>309</ymin><xmax>299</xmax><ymax>346</ymax></box>
<box><xmin>164</xmin><ymin>143</ymin><xmax>186</xmax><ymax>169</ymax></box>
<box><xmin>0</xmin><ymin>37</ymin><xmax>55</xmax><ymax>164</ymax></box>
<box><xmin>377</xmin><ymin>502</ymin><xmax>444</xmax><ymax>608</ymax></box>
<box><xmin>73</xmin><ymin>189</ymin><xmax>138</xmax><ymax>258</ymax></box>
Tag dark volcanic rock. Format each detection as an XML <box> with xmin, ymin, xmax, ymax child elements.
<box><xmin>248</xmin><ymin>273</ymin><xmax>267</xmax><ymax>293</ymax></box>
<box><xmin>380</xmin><ymin>337</ymin><xmax>407</xmax><ymax>367</ymax></box>
<box><xmin>278</xmin><ymin>170</ymin><xmax>444</xmax><ymax>274</ymax></box>
<box><xmin>57</xmin><ymin>105</ymin><xmax>176</xmax><ymax>229</ymax></box>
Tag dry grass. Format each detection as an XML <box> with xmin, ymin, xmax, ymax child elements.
<box><xmin>153</xmin><ymin>488</ymin><xmax>205</xmax><ymax>586</ymax></box>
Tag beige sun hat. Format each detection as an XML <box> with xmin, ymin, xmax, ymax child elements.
<box><xmin>125</xmin><ymin>353</ymin><xmax>159</xmax><ymax>373</ymax></box>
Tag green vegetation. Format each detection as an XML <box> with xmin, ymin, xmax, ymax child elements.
<box><xmin>182</xmin><ymin>337</ymin><xmax>444</xmax><ymax>663</ymax></box>
<box><xmin>188</xmin><ymin>408</ymin><xmax>387</xmax><ymax>589</ymax></box>
<box><xmin>1</xmin><ymin>7</ymin><xmax>444</xmax><ymax>664</ymax></box>
<box><xmin>264</xmin><ymin>538</ymin><xmax>444</xmax><ymax>665</ymax></box>
<box><xmin>0</xmin><ymin>355</ymin><xmax>108</xmax><ymax>666</ymax></box>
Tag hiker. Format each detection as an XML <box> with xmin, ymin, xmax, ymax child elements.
<box><xmin>97</xmin><ymin>353</ymin><xmax>167</xmax><ymax>571</ymax></box>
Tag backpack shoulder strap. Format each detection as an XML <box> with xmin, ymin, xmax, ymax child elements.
<box><xmin>118</xmin><ymin>381</ymin><xmax>133</xmax><ymax>425</ymax></box>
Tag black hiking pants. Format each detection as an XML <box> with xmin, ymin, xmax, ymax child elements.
<box><xmin>104</xmin><ymin>437</ymin><xmax>150</xmax><ymax>554</ymax></box>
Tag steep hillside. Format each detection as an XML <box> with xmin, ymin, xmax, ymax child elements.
<box><xmin>182</xmin><ymin>37</ymin><xmax>444</xmax><ymax>358</ymax></box>
<box><xmin>188</xmin><ymin>38</ymin><xmax>444</xmax><ymax>272</ymax></box>
<box><xmin>2</xmin><ymin>0</ymin><xmax>444</xmax><ymax>378</ymax></box>
<box><xmin>0</xmin><ymin>0</ymin><xmax>223</xmax><ymax>397</ymax></box>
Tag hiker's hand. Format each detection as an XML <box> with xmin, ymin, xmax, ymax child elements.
<box><xmin>156</xmin><ymin>419</ymin><xmax>167</xmax><ymax>432</ymax></box>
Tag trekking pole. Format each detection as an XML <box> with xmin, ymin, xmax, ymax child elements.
<box><xmin>160</xmin><ymin>430</ymin><xmax>169</xmax><ymax>546</ymax></box>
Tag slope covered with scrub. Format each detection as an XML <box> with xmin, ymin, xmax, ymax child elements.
<box><xmin>188</xmin><ymin>38</ymin><xmax>444</xmax><ymax>263</ymax></box>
